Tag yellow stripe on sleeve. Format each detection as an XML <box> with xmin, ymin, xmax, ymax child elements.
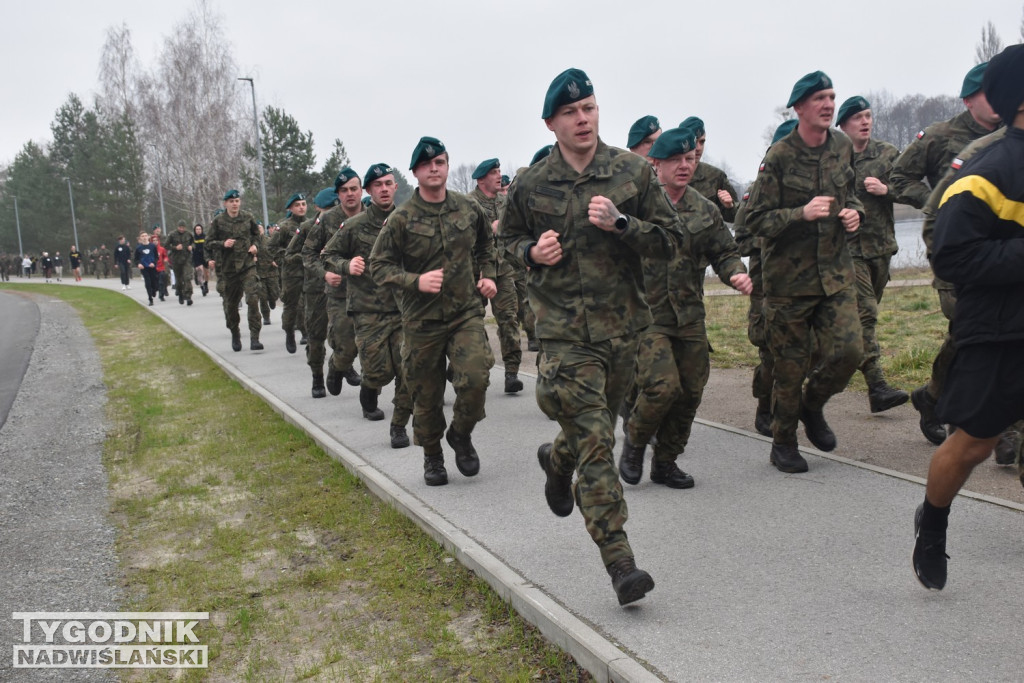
<box><xmin>939</xmin><ymin>175</ymin><xmax>1024</xmax><ymax>228</ymax></box>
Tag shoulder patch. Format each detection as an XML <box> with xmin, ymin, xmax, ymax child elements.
<box><xmin>916</xmin><ymin>130</ymin><xmax>926</xmax><ymax>140</ymax></box>
<box><xmin>742</xmin><ymin>192</ymin><xmax>750</xmax><ymax>201</ymax></box>
<box><xmin>758</xmin><ymin>162</ymin><xmax>765</xmax><ymax>173</ymax></box>
<box><xmin>950</xmin><ymin>158</ymin><xmax>963</xmax><ymax>171</ymax></box>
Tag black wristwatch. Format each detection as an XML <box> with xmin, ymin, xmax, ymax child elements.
<box><xmin>614</xmin><ymin>214</ymin><xmax>629</xmax><ymax>233</ymax></box>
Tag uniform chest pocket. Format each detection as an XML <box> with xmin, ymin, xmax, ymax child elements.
<box><xmin>450</xmin><ymin>214</ymin><xmax>473</xmax><ymax>233</ymax></box>
<box><xmin>604</xmin><ymin>180</ymin><xmax>639</xmax><ymax>209</ymax></box>
<box><xmin>357</xmin><ymin>231</ymin><xmax>378</xmax><ymax>249</ymax></box>
<box><xmin>408</xmin><ymin>221</ymin><xmax>437</xmax><ymax>238</ymax></box>
<box><xmin>831</xmin><ymin>165</ymin><xmax>856</xmax><ymax>191</ymax></box>
<box><xmin>686</xmin><ymin>211</ymin><xmax>715</xmax><ymax>235</ymax></box>
<box><xmin>528</xmin><ymin>191</ymin><xmax>569</xmax><ymax>217</ymax></box>
<box><xmin>781</xmin><ymin>171</ymin><xmax>815</xmax><ymax>203</ymax></box>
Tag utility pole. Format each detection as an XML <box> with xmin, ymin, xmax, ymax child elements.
<box><xmin>238</xmin><ymin>77</ymin><xmax>270</xmax><ymax>226</ymax></box>
<box><xmin>63</xmin><ymin>177</ymin><xmax>80</xmax><ymax>250</ymax></box>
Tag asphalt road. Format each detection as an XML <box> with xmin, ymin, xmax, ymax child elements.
<box><xmin>4</xmin><ymin>278</ymin><xmax>1023</xmax><ymax>682</ymax></box>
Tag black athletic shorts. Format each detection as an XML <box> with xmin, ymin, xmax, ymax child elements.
<box><xmin>936</xmin><ymin>341</ymin><xmax>1024</xmax><ymax>439</ymax></box>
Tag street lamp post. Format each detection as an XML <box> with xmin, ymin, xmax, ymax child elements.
<box><xmin>13</xmin><ymin>196</ymin><xmax>23</xmax><ymax>257</ymax></box>
<box><xmin>63</xmin><ymin>177</ymin><xmax>80</xmax><ymax>250</ymax></box>
<box><xmin>238</xmin><ymin>77</ymin><xmax>270</xmax><ymax>226</ymax></box>
<box><xmin>151</xmin><ymin>148</ymin><xmax>167</xmax><ymax>231</ymax></box>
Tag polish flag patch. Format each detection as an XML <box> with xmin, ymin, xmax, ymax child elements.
<box><xmin>758</xmin><ymin>163</ymin><xmax>765</xmax><ymax>172</ymax></box>
<box><xmin>916</xmin><ymin>130</ymin><xmax>926</xmax><ymax>140</ymax></box>
<box><xmin>950</xmin><ymin>158</ymin><xmax>963</xmax><ymax>171</ymax></box>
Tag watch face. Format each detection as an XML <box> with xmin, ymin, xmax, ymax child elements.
<box><xmin>615</xmin><ymin>215</ymin><xmax>628</xmax><ymax>230</ymax></box>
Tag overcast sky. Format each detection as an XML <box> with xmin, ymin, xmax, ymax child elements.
<box><xmin>3</xmin><ymin>0</ymin><xmax>1021</xmax><ymax>189</ymax></box>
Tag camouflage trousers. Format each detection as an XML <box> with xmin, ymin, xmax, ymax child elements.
<box><xmin>490</xmin><ymin>270</ymin><xmax>521</xmax><ymax>373</ymax></box>
<box><xmin>304</xmin><ymin>290</ymin><xmax>328</xmax><ymax>372</ymax></box>
<box><xmin>215</xmin><ymin>269</ymin><xmax>226</xmax><ymax>297</ymax></box>
<box><xmin>353</xmin><ymin>311</ymin><xmax>411</xmax><ymax>427</ymax></box>
<box><xmin>280</xmin><ymin>275</ymin><xmax>306</xmax><ymax>336</ymax></box>
<box><xmin>854</xmin><ymin>255</ymin><xmax>892</xmax><ymax>385</ymax></box>
<box><xmin>512</xmin><ymin>267</ymin><xmax>536</xmax><ymax>343</ymax></box>
<box><xmin>926</xmin><ymin>288</ymin><xmax>957</xmax><ymax>401</ymax></box>
<box><xmin>627</xmin><ymin>328</ymin><xmax>710</xmax><ymax>461</ymax></box>
<box><xmin>764</xmin><ymin>287</ymin><xmax>862</xmax><ymax>445</ymax></box>
<box><xmin>170</xmin><ymin>260</ymin><xmax>193</xmax><ymax>301</ymax></box>
<box><xmin>258</xmin><ymin>267</ymin><xmax>280</xmax><ymax>321</ymax></box>
<box><xmin>327</xmin><ymin>296</ymin><xmax>358</xmax><ymax>374</ymax></box>
<box><xmin>222</xmin><ymin>267</ymin><xmax>262</xmax><ymax>337</ymax></box>
<box><xmin>537</xmin><ymin>336</ymin><xmax>638</xmax><ymax>566</ymax></box>
<box><xmin>402</xmin><ymin>314</ymin><xmax>493</xmax><ymax>452</ymax></box>
<box><xmin>747</xmin><ymin>292</ymin><xmax>774</xmax><ymax>401</ymax></box>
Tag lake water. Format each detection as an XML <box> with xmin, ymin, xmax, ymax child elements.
<box><xmin>892</xmin><ymin>219</ymin><xmax>928</xmax><ymax>269</ymax></box>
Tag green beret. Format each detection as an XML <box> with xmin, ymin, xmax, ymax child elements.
<box><xmin>647</xmin><ymin>127</ymin><xmax>697</xmax><ymax>160</ymax></box>
<box><xmin>836</xmin><ymin>96</ymin><xmax>870</xmax><ymax>126</ymax></box>
<box><xmin>211</xmin><ymin>210</ymin><xmax>224</xmax><ymax>218</ymax></box>
<box><xmin>786</xmin><ymin>70</ymin><xmax>833</xmax><ymax>108</ymax></box>
<box><xmin>314</xmin><ymin>187</ymin><xmax>338</xmax><ymax>209</ymax></box>
<box><xmin>960</xmin><ymin>61</ymin><xmax>987</xmax><ymax>98</ymax></box>
<box><xmin>177</xmin><ymin>219</ymin><xmax>187</xmax><ymax>227</ymax></box>
<box><xmin>334</xmin><ymin>166</ymin><xmax>360</xmax><ymax>190</ymax></box>
<box><xmin>283</xmin><ymin>192</ymin><xmax>305</xmax><ymax>211</ymax></box>
<box><xmin>530</xmin><ymin>145</ymin><xmax>553</xmax><ymax>166</ymax></box>
<box><xmin>471</xmin><ymin>158</ymin><xmax>500</xmax><ymax>180</ymax></box>
<box><xmin>541</xmin><ymin>68</ymin><xmax>594</xmax><ymax>119</ymax></box>
<box><xmin>222</xmin><ymin>189</ymin><xmax>240</xmax><ymax>200</ymax></box>
<box><xmin>982</xmin><ymin>46</ymin><xmax>1024</xmax><ymax>124</ymax></box>
<box><xmin>409</xmin><ymin>136</ymin><xmax>446</xmax><ymax>170</ymax></box>
<box><xmin>627</xmin><ymin>115</ymin><xmax>660</xmax><ymax>148</ymax></box>
<box><xmin>361</xmin><ymin>196</ymin><xmax>372</xmax><ymax>208</ymax></box>
<box><xmin>501</xmin><ymin>174</ymin><xmax>510</xmax><ymax>187</ymax></box>
<box><xmin>363</xmin><ymin>163</ymin><xmax>395</xmax><ymax>188</ymax></box>
<box><xmin>679</xmin><ymin>116</ymin><xmax>705</xmax><ymax>139</ymax></box>
<box><xmin>771</xmin><ymin>119</ymin><xmax>798</xmax><ymax>145</ymax></box>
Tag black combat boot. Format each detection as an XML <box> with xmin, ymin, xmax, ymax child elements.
<box><xmin>618</xmin><ymin>432</ymin><xmax>646</xmax><ymax>485</ymax></box>
<box><xmin>299</xmin><ymin>334</ymin><xmax>308</xmax><ymax>346</ymax></box>
<box><xmin>311</xmin><ymin>373</ymin><xmax>326</xmax><ymax>399</ymax></box>
<box><xmin>527</xmin><ymin>339</ymin><xmax>540</xmax><ymax>352</ymax></box>
<box><xmin>910</xmin><ymin>386</ymin><xmax>947</xmax><ymax>445</ymax></box>
<box><xmin>230</xmin><ymin>329</ymin><xmax>242</xmax><ymax>352</ymax></box>
<box><xmin>285</xmin><ymin>331</ymin><xmax>296</xmax><ymax>354</ymax></box>
<box><xmin>504</xmin><ymin>372</ymin><xmax>524</xmax><ymax>394</ymax></box>
<box><xmin>359</xmin><ymin>386</ymin><xmax>385</xmax><ymax>421</ymax></box>
<box><xmin>201</xmin><ymin>282</ymin><xmax>208</xmax><ymax>296</ymax></box>
<box><xmin>446</xmin><ymin>426</ymin><xmax>479</xmax><ymax>476</ymax></box>
<box><xmin>262</xmin><ymin>316</ymin><xmax>271</xmax><ymax>326</ymax></box>
<box><xmin>344</xmin><ymin>367</ymin><xmax>362</xmax><ymax>386</ymax></box>
<box><xmin>868</xmin><ymin>381</ymin><xmax>910</xmax><ymax>413</ymax></box>
<box><xmin>423</xmin><ymin>452</ymin><xmax>448</xmax><ymax>486</ymax></box>
<box><xmin>754</xmin><ymin>397</ymin><xmax>772</xmax><ymax>437</ymax></box>
<box><xmin>250</xmin><ymin>337</ymin><xmax>264</xmax><ymax>351</ymax></box>
<box><xmin>800</xmin><ymin>406</ymin><xmax>836</xmax><ymax>451</ymax></box>
<box><xmin>606</xmin><ymin>557</ymin><xmax>655</xmax><ymax>606</ymax></box>
<box><xmin>769</xmin><ymin>443</ymin><xmax>808</xmax><ymax>473</ymax></box>
<box><xmin>390</xmin><ymin>424</ymin><xmax>410</xmax><ymax>449</ymax></box>
<box><xmin>325</xmin><ymin>367</ymin><xmax>343</xmax><ymax>396</ymax></box>
<box><xmin>186</xmin><ymin>298</ymin><xmax>193</xmax><ymax>306</ymax></box>
<box><xmin>536</xmin><ymin>443</ymin><xmax>573</xmax><ymax>517</ymax></box>
<box><xmin>650</xmin><ymin>460</ymin><xmax>695</xmax><ymax>489</ymax></box>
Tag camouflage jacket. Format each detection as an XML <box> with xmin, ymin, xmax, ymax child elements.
<box><xmin>256</xmin><ymin>233</ymin><xmax>277</xmax><ymax>278</ymax></box>
<box><xmin>645</xmin><ymin>187</ymin><xmax>745</xmax><ymax>337</ymax></box>
<box><xmin>890</xmin><ymin>110</ymin><xmax>996</xmax><ymax>209</ymax></box>
<box><xmin>300</xmin><ymin>204</ymin><xmax>359</xmax><ymax>298</ymax></box>
<box><xmin>206</xmin><ymin>210</ymin><xmax>260</xmax><ymax>275</ymax></box>
<box><xmin>499</xmin><ymin>139</ymin><xmax>683</xmax><ymax>343</ymax></box>
<box><xmin>731</xmin><ymin>198</ymin><xmax>763</xmax><ymax>298</ymax></box>
<box><xmin>745</xmin><ymin>128</ymin><xmax>863</xmax><ymax>297</ymax></box>
<box><xmin>164</xmin><ymin>230</ymin><xmax>194</xmax><ymax>263</ymax></box>
<box><xmin>370</xmin><ymin>188</ymin><xmax>496</xmax><ymax>323</ymax></box>
<box><xmin>271</xmin><ymin>214</ymin><xmax>304</xmax><ymax>280</ymax></box>
<box><xmin>469</xmin><ymin>187</ymin><xmax>514</xmax><ymax>277</ymax></box>
<box><xmin>847</xmin><ymin>138</ymin><xmax>899</xmax><ymax>259</ymax></box>
<box><xmin>323</xmin><ymin>202</ymin><xmax>399</xmax><ymax>315</ymax></box>
<box><xmin>690</xmin><ymin>161</ymin><xmax>739</xmax><ymax>223</ymax></box>
<box><xmin>921</xmin><ymin>126</ymin><xmax>1008</xmax><ymax>291</ymax></box>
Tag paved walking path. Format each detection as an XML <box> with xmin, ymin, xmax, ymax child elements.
<box><xmin>11</xmin><ymin>278</ymin><xmax>1024</xmax><ymax>682</ymax></box>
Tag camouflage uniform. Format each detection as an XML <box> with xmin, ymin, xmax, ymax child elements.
<box><xmin>890</xmin><ymin>110</ymin><xmax>996</xmax><ymax>209</ymax></box>
<box><xmin>627</xmin><ymin>187</ymin><xmax>746</xmax><ymax>461</ymax></box>
<box><xmin>288</xmin><ymin>217</ymin><xmax>326</xmax><ymax>371</ymax></box>
<box><xmin>690</xmin><ymin>161</ymin><xmax>739</xmax><ymax>223</ymax></box>
<box><xmin>745</xmin><ymin>127</ymin><xmax>865</xmax><ymax>446</ymax></box>
<box><xmin>256</xmin><ymin>231</ymin><xmax>280</xmax><ymax>321</ymax></box>
<box><xmin>206</xmin><ymin>210</ymin><xmax>263</xmax><ymax>338</ymax></box>
<box><xmin>323</xmin><ymin>201</ymin><xmax>412</xmax><ymax>427</ymax></box>
<box><xmin>304</xmin><ymin>204</ymin><xmax>360</xmax><ymax>378</ymax></box>
<box><xmin>272</xmin><ymin>215</ymin><xmax>306</xmax><ymax>340</ymax></box>
<box><xmin>470</xmin><ymin>186</ymin><xmax>521</xmax><ymax>375</ymax></box>
<box><xmin>848</xmin><ymin>138</ymin><xmax>899</xmax><ymax>386</ymax></box>
<box><xmin>733</xmin><ymin>199</ymin><xmax>773</xmax><ymax>402</ymax></box>
<box><xmin>500</xmin><ymin>140</ymin><xmax>684</xmax><ymax>566</ymax></box>
<box><xmin>98</xmin><ymin>247</ymin><xmax>111</xmax><ymax>279</ymax></box>
<box><xmin>369</xmin><ymin>188</ymin><xmax>496</xmax><ymax>453</ymax></box>
<box><xmin>164</xmin><ymin>229</ymin><xmax>194</xmax><ymax>302</ymax></box>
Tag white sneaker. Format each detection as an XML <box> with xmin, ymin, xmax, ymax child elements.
<box><xmin>126</xmin><ymin>285</ymin><xmax>131</xmax><ymax>290</ymax></box>
<box><xmin>122</xmin><ymin>285</ymin><xmax>127</xmax><ymax>291</ymax></box>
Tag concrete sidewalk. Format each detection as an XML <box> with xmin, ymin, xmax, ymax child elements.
<box><xmin>54</xmin><ymin>278</ymin><xmax>1024</xmax><ymax>681</ymax></box>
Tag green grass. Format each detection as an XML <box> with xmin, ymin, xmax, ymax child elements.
<box><xmin>2</xmin><ymin>282</ymin><xmax>590</xmax><ymax>682</ymax></box>
<box><xmin>704</xmin><ymin>282</ymin><xmax>947</xmax><ymax>391</ymax></box>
